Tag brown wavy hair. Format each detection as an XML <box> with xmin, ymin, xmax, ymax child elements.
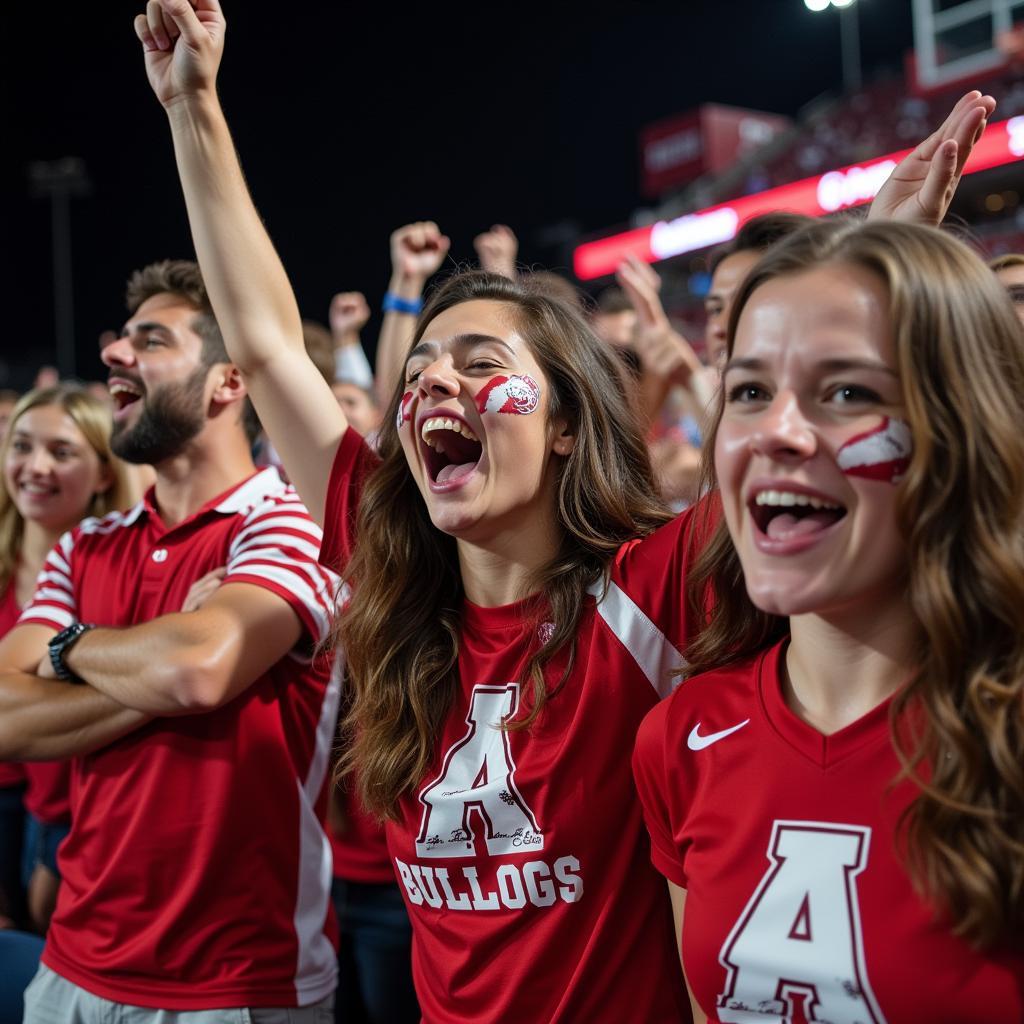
<box><xmin>0</xmin><ymin>384</ymin><xmax>135</xmax><ymax>593</ymax></box>
<box><xmin>336</xmin><ymin>271</ymin><xmax>671</xmax><ymax>818</ymax></box>
<box><xmin>686</xmin><ymin>218</ymin><xmax>1024</xmax><ymax>949</ymax></box>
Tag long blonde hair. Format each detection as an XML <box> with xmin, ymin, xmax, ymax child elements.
<box><xmin>687</xmin><ymin>218</ymin><xmax>1024</xmax><ymax>949</ymax></box>
<box><xmin>0</xmin><ymin>384</ymin><xmax>134</xmax><ymax>592</ymax></box>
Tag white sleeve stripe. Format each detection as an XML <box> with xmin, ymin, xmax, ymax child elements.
<box><xmin>589</xmin><ymin>579</ymin><xmax>686</xmax><ymax>700</ymax></box>
<box><xmin>19</xmin><ymin>606</ymin><xmax>75</xmax><ymax>629</ymax></box>
<box><xmin>231</xmin><ymin>520</ymin><xmax>324</xmax><ymax>555</ymax></box>
<box><xmin>38</xmin><ymin>570</ymin><xmax>72</xmax><ymax>591</ymax></box>
<box><xmin>58</xmin><ymin>533</ymin><xmax>75</xmax><ymax>561</ymax></box>
<box><xmin>49</xmin><ymin>549</ymin><xmax>71</xmax><ymax>576</ymax></box>
<box><xmin>229</xmin><ymin>533</ymin><xmax>324</xmax><ymax>564</ymax></box>
<box><xmin>239</xmin><ymin>507</ymin><xmax>323</xmax><ymax>530</ymax></box>
<box><xmin>227</xmin><ymin>565</ymin><xmax>332</xmax><ymax>640</ymax></box>
<box><xmin>229</xmin><ymin>551</ymin><xmax>338</xmax><ymax>601</ymax></box>
<box><xmin>32</xmin><ymin>587</ymin><xmax>75</xmax><ymax>609</ymax></box>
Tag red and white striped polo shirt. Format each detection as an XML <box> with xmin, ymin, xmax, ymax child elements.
<box><xmin>19</xmin><ymin>468</ymin><xmax>342</xmax><ymax>1010</ymax></box>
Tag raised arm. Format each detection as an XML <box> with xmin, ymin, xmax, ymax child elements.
<box><xmin>615</xmin><ymin>256</ymin><xmax>714</xmax><ymax>426</ymax></box>
<box><xmin>135</xmin><ymin>0</ymin><xmax>344</xmax><ymax>523</ymax></box>
<box><xmin>374</xmin><ymin>221</ymin><xmax>450</xmax><ymax>406</ymax></box>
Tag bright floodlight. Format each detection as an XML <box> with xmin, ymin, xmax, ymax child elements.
<box><xmin>831</xmin><ymin>0</ymin><xmax>857</xmax><ymax>7</ymax></box>
<box><xmin>804</xmin><ymin>0</ymin><xmax>830</xmax><ymax>10</ymax></box>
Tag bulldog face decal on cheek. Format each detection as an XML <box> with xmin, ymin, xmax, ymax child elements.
<box><xmin>396</xmin><ymin>391</ymin><xmax>414</xmax><ymax>431</ymax></box>
<box><xmin>836</xmin><ymin>416</ymin><xmax>913</xmax><ymax>484</ymax></box>
<box><xmin>476</xmin><ymin>375</ymin><xmax>541</xmax><ymax>416</ymax></box>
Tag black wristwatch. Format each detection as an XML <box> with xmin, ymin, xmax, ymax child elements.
<box><xmin>48</xmin><ymin>623</ymin><xmax>94</xmax><ymax>683</ymax></box>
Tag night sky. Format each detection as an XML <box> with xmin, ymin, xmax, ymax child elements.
<box><xmin>5</xmin><ymin>1</ymin><xmax>914</xmax><ymax>388</ymax></box>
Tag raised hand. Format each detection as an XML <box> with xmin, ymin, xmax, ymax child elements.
<box><xmin>869</xmin><ymin>90</ymin><xmax>996</xmax><ymax>226</ymax></box>
<box><xmin>329</xmin><ymin>292</ymin><xmax>371</xmax><ymax>343</ymax></box>
<box><xmin>615</xmin><ymin>256</ymin><xmax>701</xmax><ymax>387</ymax></box>
<box><xmin>134</xmin><ymin>0</ymin><xmax>225</xmax><ymax>108</ymax></box>
<box><xmin>473</xmin><ymin>224</ymin><xmax>518</xmax><ymax>280</ymax></box>
<box><xmin>390</xmin><ymin>222</ymin><xmax>451</xmax><ymax>285</ymax></box>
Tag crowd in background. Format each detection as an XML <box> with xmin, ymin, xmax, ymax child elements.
<box><xmin>0</xmin><ymin>3</ymin><xmax>1023</xmax><ymax>1024</ymax></box>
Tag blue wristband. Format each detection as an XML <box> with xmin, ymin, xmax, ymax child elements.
<box><xmin>382</xmin><ymin>292</ymin><xmax>423</xmax><ymax>316</ymax></box>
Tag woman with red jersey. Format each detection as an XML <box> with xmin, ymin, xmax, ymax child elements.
<box><xmin>0</xmin><ymin>385</ymin><xmax>132</xmax><ymax>933</ymax></box>
<box><xmin>633</xmin><ymin>219</ymin><xmax>1024</xmax><ymax>1023</ymax></box>
<box><xmin>132</xmin><ymin>2</ymin><xmax>994</xmax><ymax>1019</ymax></box>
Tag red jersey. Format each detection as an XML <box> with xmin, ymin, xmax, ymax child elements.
<box><xmin>0</xmin><ymin>584</ymin><xmax>26</xmax><ymax>789</ymax></box>
<box><xmin>321</xmin><ymin>428</ymin><xmax>699</xmax><ymax>1024</ymax></box>
<box><xmin>19</xmin><ymin>469</ymin><xmax>342</xmax><ymax>1010</ymax></box>
<box><xmin>632</xmin><ymin>640</ymin><xmax>1024</xmax><ymax>1024</ymax></box>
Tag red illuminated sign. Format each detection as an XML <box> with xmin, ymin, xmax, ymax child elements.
<box><xmin>575</xmin><ymin>117</ymin><xmax>1023</xmax><ymax>281</ymax></box>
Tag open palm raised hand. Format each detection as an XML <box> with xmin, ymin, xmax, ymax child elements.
<box><xmin>134</xmin><ymin>0</ymin><xmax>225</xmax><ymax>108</ymax></box>
<box><xmin>869</xmin><ymin>90</ymin><xmax>996</xmax><ymax>226</ymax></box>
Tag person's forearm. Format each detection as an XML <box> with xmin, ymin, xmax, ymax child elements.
<box><xmin>166</xmin><ymin>93</ymin><xmax>305</xmax><ymax>374</ymax></box>
<box><xmin>63</xmin><ymin>617</ymin><xmax>222</xmax><ymax>715</ymax></box>
<box><xmin>376</xmin><ymin>273</ymin><xmax>425</xmax><ymax>406</ymax></box>
<box><xmin>0</xmin><ymin>671</ymin><xmax>149</xmax><ymax>760</ymax></box>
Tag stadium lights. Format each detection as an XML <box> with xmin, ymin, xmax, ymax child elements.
<box><xmin>804</xmin><ymin>0</ymin><xmax>861</xmax><ymax>91</ymax></box>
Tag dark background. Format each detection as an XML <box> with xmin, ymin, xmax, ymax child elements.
<box><xmin>3</xmin><ymin>1</ymin><xmax>914</xmax><ymax>386</ymax></box>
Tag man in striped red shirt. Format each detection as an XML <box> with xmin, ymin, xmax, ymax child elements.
<box><xmin>0</xmin><ymin>260</ymin><xmax>341</xmax><ymax>1022</ymax></box>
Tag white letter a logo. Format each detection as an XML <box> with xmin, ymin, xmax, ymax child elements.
<box><xmin>415</xmin><ymin>684</ymin><xmax>543</xmax><ymax>859</ymax></box>
<box><xmin>717</xmin><ymin>821</ymin><xmax>887</xmax><ymax>1024</ymax></box>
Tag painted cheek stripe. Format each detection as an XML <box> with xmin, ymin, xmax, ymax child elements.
<box><xmin>396</xmin><ymin>391</ymin><xmax>414</xmax><ymax>431</ymax></box>
<box><xmin>476</xmin><ymin>375</ymin><xmax>541</xmax><ymax>416</ymax></box>
<box><xmin>836</xmin><ymin>416</ymin><xmax>912</xmax><ymax>484</ymax></box>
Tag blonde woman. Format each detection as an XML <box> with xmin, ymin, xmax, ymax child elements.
<box><xmin>634</xmin><ymin>219</ymin><xmax>1024</xmax><ymax>1022</ymax></box>
<box><xmin>0</xmin><ymin>385</ymin><xmax>133</xmax><ymax>932</ymax></box>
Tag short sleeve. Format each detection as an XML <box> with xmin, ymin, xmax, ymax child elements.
<box><xmin>320</xmin><ymin>426</ymin><xmax>380</xmax><ymax>574</ymax></box>
<box><xmin>223</xmin><ymin>492</ymin><xmax>340</xmax><ymax>646</ymax></box>
<box><xmin>18</xmin><ymin>530</ymin><xmax>79</xmax><ymax>632</ymax></box>
<box><xmin>633</xmin><ymin>699</ymin><xmax>690</xmax><ymax>888</ymax></box>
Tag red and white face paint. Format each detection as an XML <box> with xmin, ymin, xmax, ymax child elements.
<box><xmin>836</xmin><ymin>416</ymin><xmax>912</xmax><ymax>484</ymax></box>
<box><xmin>476</xmin><ymin>375</ymin><xmax>541</xmax><ymax>416</ymax></box>
<box><xmin>396</xmin><ymin>391</ymin><xmax>414</xmax><ymax>431</ymax></box>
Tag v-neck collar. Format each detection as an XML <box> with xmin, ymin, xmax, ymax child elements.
<box><xmin>758</xmin><ymin>640</ymin><xmax>894</xmax><ymax>770</ymax></box>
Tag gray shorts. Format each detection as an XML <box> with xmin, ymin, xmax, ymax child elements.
<box><xmin>23</xmin><ymin>964</ymin><xmax>335</xmax><ymax>1024</ymax></box>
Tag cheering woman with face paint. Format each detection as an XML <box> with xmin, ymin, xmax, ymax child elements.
<box><xmin>633</xmin><ymin>219</ymin><xmax>1024</xmax><ymax>1023</ymax></box>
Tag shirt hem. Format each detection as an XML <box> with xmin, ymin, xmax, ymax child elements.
<box><xmin>41</xmin><ymin>949</ymin><xmax>336</xmax><ymax>1010</ymax></box>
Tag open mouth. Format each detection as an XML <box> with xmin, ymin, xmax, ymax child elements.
<box><xmin>109</xmin><ymin>380</ymin><xmax>144</xmax><ymax>415</ymax></box>
<box><xmin>750</xmin><ymin>489</ymin><xmax>847</xmax><ymax>540</ymax></box>
<box><xmin>420</xmin><ymin>416</ymin><xmax>483</xmax><ymax>486</ymax></box>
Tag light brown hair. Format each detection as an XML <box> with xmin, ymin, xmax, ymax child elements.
<box><xmin>687</xmin><ymin>218</ymin><xmax>1024</xmax><ymax>948</ymax></box>
<box><xmin>0</xmin><ymin>384</ymin><xmax>134</xmax><ymax>593</ymax></box>
<box><xmin>335</xmin><ymin>271</ymin><xmax>671</xmax><ymax>817</ymax></box>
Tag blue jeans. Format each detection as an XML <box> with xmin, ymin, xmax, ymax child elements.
<box><xmin>21</xmin><ymin>814</ymin><xmax>70</xmax><ymax>888</ymax></box>
<box><xmin>331</xmin><ymin>879</ymin><xmax>418</xmax><ymax>1024</ymax></box>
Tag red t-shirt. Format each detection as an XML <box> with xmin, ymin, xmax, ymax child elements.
<box><xmin>22</xmin><ymin>762</ymin><xmax>70</xmax><ymax>825</ymax></box>
<box><xmin>0</xmin><ymin>584</ymin><xmax>26</xmax><ymax>789</ymax></box>
<box><xmin>321</xmin><ymin>428</ymin><xmax>699</xmax><ymax>1023</ymax></box>
<box><xmin>633</xmin><ymin>640</ymin><xmax>1024</xmax><ymax>1024</ymax></box>
<box><xmin>19</xmin><ymin>469</ymin><xmax>342</xmax><ymax>1010</ymax></box>
<box><xmin>329</xmin><ymin>780</ymin><xmax>394</xmax><ymax>885</ymax></box>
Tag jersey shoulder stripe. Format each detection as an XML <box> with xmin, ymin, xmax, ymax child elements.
<box><xmin>588</xmin><ymin>578</ymin><xmax>687</xmax><ymax>699</ymax></box>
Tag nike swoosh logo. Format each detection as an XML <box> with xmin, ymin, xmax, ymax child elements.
<box><xmin>687</xmin><ymin>719</ymin><xmax>750</xmax><ymax>751</ymax></box>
